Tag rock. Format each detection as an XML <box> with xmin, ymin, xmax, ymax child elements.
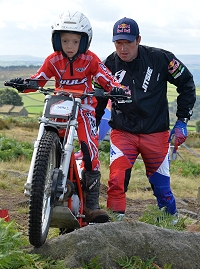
<box><xmin>28</xmin><ymin>221</ymin><xmax>200</xmax><ymax>269</ymax></box>
<box><xmin>179</xmin><ymin>208</ymin><xmax>198</xmax><ymax>219</ymax></box>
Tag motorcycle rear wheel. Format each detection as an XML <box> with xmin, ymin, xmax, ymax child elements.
<box><xmin>28</xmin><ymin>131</ymin><xmax>61</xmax><ymax>247</ymax></box>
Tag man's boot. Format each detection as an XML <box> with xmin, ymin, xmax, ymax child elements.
<box><xmin>81</xmin><ymin>170</ymin><xmax>109</xmax><ymax>223</ymax></box>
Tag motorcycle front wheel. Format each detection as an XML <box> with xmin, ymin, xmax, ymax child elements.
<box><xmin>28</xmin><ymin>131</ymin><xmax>61</xmax><ymax>247</ymax></box>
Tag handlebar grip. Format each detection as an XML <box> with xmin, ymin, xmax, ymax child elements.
<box><xmin>94</xmin><ymin>88</ymin><xmax>105</xmax><ymax>97</ymax></box>
<box><xmin>4</xmin><ymin>80</ymin><xmax>39</xmax><ymax>90</ymax></box>
<box><xmin>4</xmin><ymin>81</ymin><xmax>14</xmax><ymax>87</ymax></box>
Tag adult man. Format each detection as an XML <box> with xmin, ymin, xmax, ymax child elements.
<box><xmin>99</xmin><ymin>17</ymin><xmax>196</xmax><ymax>220</ymax></box>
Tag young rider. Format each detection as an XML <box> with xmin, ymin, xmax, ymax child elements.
<box><xmin>9</xmin><ymin>11</ymin><xmax>124</xmax><ymax>223</ymax></box>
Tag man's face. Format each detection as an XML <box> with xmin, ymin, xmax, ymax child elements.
<box><xmin>114</xmin><ymin>37</ymin><xmax>140</xmax><ymax>62</ymax></box>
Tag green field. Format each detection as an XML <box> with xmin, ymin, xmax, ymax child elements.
<box><xmin>20</xmin><ymin>84</ymin><xmax>200</xmax><ymax>114</ymax></box>
<box><xmin>167</xmin><ymin>84</ymin><xmax>200</xmax><ymax>102</ymax></box>
<box><xmin>1</xmin><ymin>83</ymin><xmax>200</xmax><ymax>121</ymax></box>
<box><xmin>20</xmin><ymin>91</ymin><xmax>47</xmax><ymax>114</ymax></box>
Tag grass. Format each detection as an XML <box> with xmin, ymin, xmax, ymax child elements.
<box><xmin>82</xmin><ymin>255</ymin><xmax>173</xmax><ymax>269</ymax></box>
<box><xmin>0</xmin><ymin>135</ymin><xmax>33</xmax><ymax>161</ymax></box>
<box><xmin>0</xmin><ymin>121</ymin><xmax>200</xmax><ymax>268</ymax></box>
<box><xmin>2</xmin><ymin>149</ymin><xmax>198</xmax><ymax>222</ymax></box>
<box><xmin>1</xmin><ymin>125</ymin><xmax>200</xmax><ymax>200</ymax></box>
<box><xmin>116</xmin><ymin>256</ymin><xmax>173</xmax><ymax>269</ymax></box>
<box><xmin>0</xmin><ymin>219</ymin><xmax>66</xmax><ymax>269</ymax></box>
<box><xmin>0</xmin><ymin>175</ymin><xmax>196</xmax><ymax>268</ymax></box>
<box><xmin>138</xmin><ymin>205</ymin><xmax>191</xmax><ymax>230</ymax></box>
<box><xmin>101</xmin><ymin>162</ymin><xmax>200</xmax><ymax>202</ymax></box>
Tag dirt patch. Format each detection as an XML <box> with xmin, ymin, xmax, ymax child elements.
<box><xmin>1</xmin><ymin>175</ymin><xmax>200</xmax><ymax>236</ymax></box>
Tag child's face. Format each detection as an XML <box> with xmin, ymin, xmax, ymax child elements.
<box><xmin>60</xmin><ymin>32</ymin><xmax>81</xmax><ymax>59</ymax></box>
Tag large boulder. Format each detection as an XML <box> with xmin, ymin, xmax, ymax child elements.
<box><xmin>29</xmin><ymin>221</ymin><xmax>200</xmax><ymax>269</ymax></box>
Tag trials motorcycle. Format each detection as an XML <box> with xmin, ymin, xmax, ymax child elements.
<box><xmin>4</xmin><ymin>80</ymin><xmax>131</xmax><ymax>247</ymax></box>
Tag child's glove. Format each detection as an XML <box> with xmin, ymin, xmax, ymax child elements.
<box><xmin>110</xmin><ymin>87</ymin><xmax>125</xmax><ymax>96</ymax></box>
<box><xmin>10</xmin><ymin>77</ymin><xmax>24</xmax><ymax>84</ymax></box>
<box><xmin>9</xmin><ymin>77</ymin><xmax>26</xmax><ymax>92</ymax></box>
<box><xmin>169</xmin><ymin>120</ymin><xmax>188</xmax><ymax>150</ymax></box>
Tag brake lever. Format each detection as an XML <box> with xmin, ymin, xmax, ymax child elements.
<box><xmin>117</xmin><ymin>99</ymin><xmax>132</xmax><ymax>103</ymax></box>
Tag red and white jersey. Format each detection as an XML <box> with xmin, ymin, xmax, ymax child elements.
<box><xmin>25</xmin><ymin>50</ymin><xmax>120</xmax><ymax>107</ymax></box>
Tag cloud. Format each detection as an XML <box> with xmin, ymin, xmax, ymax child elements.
<box><xmin>0</xmin><ymin>0</ymin><xmax>199</xmax><ymax>58</ymax></box>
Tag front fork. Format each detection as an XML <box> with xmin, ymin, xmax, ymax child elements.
<box><xmin>24</xmin><ymin>94</ymin><xmax>51</xmax><ymax>196</ymax></box>
<box><xmin>58</xmin><ymin>100</ymin><xmax>81</xmax><ymax>201</ymax></box>
<box><xmin>24</xmin><ymin>95</ymin><xmax>81</xmax><ymax>202</ymax></box>
<box><xmin>24</xmin><ymin>123</ymin><xmax>45</xmax><ymax>196</ymax></box>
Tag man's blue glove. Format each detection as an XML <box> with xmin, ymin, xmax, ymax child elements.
<box><xmin>169</xmin><ymin>120</ymin><xmax>188</xmax><ymax>151</ymax></box>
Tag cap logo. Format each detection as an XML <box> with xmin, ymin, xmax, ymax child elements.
<box><xmin>117</xmin><ymin>23</ymin><xmax>130</xmax><ymax>34</ymax></box>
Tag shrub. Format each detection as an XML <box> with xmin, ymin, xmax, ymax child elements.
<box><xmin>170</xmin><ymin>160</ymin><xmax>200</xmax><ymax>177</ymax></box>
<box><xmin>196</xmin><ymin>120</ymin><xmax>200</xmax><ymax>132</ymax></box>
<box><xmin>0</xmin><ymin>119</ymin><xmax>9</xmax><ymax>130</ymax></box>
<box><xmin>0</xmin><ymin>135</ymin><xmax>33</xmax><ymax>161</ymax></box>
<box><xmin>2</xmin><ymin>116</ymin><xmax>39</xmax><ymax>129</ymax></box>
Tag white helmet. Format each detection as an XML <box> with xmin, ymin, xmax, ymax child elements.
<box><xmin>51</xmin><ymin>11</ymin><xmax>93</xmax><ymax>54</ymax></box>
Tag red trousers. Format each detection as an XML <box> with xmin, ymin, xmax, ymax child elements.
<box><xmin>107</xmin><ymin>129</ymin><xmax>177</xmax><ymax>215</ymax></box>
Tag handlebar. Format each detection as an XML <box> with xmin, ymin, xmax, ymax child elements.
<box><xmin>4</xmin><ymin>80</ymin><xmax>132</xmax><ymax>103</ymax></box>
<box><xmin>4</xmin><ymin>81</ymin><xmax>19</xmax><ymax>87</ymax></box>
<box><xmin>4</xmin><ymin>80</ymin><xmax>38</xmax><ymax>90</ymax></box>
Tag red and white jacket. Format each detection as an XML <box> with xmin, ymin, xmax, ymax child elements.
<box><xmin>26</xmin><ymin>50</ymin><xmax>120</xmax><ymax>108</ymax></box>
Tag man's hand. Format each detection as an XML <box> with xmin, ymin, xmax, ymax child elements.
<box><xmin>169</xmin><ymin>120</ymin><xmax>188</xmax><ymax>151</ymax></box>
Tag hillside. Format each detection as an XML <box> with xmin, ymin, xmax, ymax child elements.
<box><xmin>0</xmin><ymin>62</ymin><xmax>200</xmax><ymax>124</ymax></box>
<box><xmin>0</xmin><ymin>55</ymin><xmax>44</xmax><ymax>67</ymax></box>
<box><xmin>0</xmin><ymin>54</ymin><xmax>200</xmax><ymax>86</ymax></box>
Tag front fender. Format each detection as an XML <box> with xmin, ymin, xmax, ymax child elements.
<box><xmin>44</xmin><ymin>124</ymin><xmax>59</xmax><ymax>135</ymax></box>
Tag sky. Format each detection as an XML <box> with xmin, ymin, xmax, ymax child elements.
<box><xmin>0</xmin><ymin>0</ymin><xmax>200</xmax><ymax>61</ymax></box>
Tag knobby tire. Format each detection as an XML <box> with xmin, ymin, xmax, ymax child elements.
<box><xmin>28</xmin><ymin>131</ymin><xmax>61</xmax><ymax>247</ymax></box>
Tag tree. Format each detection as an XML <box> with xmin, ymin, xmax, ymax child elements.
<box><xmin>196</xmin><ymin>120</ymin><xmax>200</xmax><ymax>132</ymax></box>
<box><xmin>0</xmin><ymin>89</ymin><xmax>23</xmax><ymax>106</ymax></box>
